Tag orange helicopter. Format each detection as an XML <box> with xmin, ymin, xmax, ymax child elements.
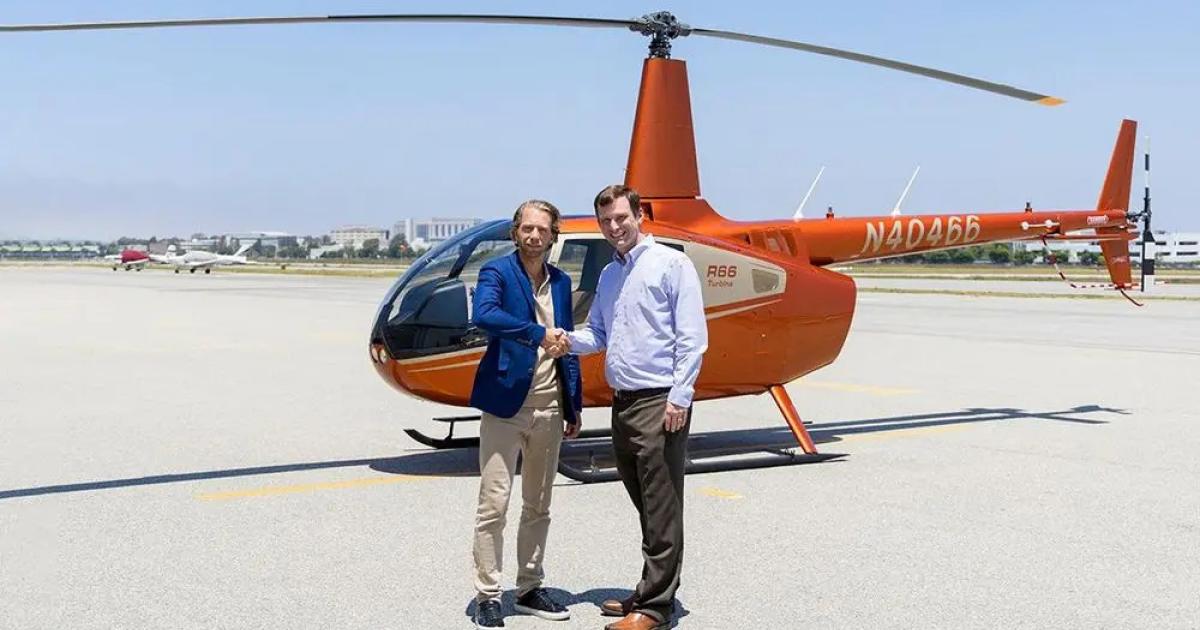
<box><xmin>5</xmin><ymin>12</ymin><xmax>1141</xmax><ymax>481</ymax></box>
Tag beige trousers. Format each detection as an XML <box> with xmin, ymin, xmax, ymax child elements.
<box><xmin>472</xmin><ymin>406</ymin><xmax>564</xmax><ymax>602</ymax></box>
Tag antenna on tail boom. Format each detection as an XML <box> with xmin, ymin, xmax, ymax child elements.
<box><xmin>793</xmin><ymin>166</ymin><xmax>825</xmax><ymax>220</ymax></box>
<box><xmin>890</xmin><ymin>166</ymin><xmax>920</xmax><ymax>217</ymax></box>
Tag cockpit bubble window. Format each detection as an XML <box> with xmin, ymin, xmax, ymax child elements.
<box><xmin>373</xmin><ymin>219</ymin><xmax>514</xmax><ymax>360</ymax></box>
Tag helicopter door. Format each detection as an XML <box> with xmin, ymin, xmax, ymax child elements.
<box><xmin>553</xmin><ymin>237</ymin><xmax>614</xmax><ymax>325</ymax></box>
<box><xmin>552</xmin><ymin>236</ymin><xmax>688</xmax><ymax>325</ymax></box>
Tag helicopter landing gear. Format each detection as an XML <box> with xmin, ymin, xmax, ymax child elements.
<box><xmin>204</xmin><ymin>268</ymin><xmax>211</xmax><ymax>274</ymax></box>
<box><xmin>405</xmin><ymin>416</ymin><xmax>610</xmax><ymax>450</ymax></box>
<box><xmin>404</xmin><ymin>415</ymin><xmax>482</xmax><ymax>450</ymax></box>
<box><xmin>404</xmin><ymin>384</ymin><xmax>843</xmax><ymax>483</ymax></box>
<box><xmin>555</xmin><ymin>385</ymin><xmax>841</xmax><ymax>483</ymax></box>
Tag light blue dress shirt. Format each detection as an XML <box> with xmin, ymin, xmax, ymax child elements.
<box><xmin>567</xmin><ymin>235</ymin><xmax>709</xmax><ymax>407</ymax></box>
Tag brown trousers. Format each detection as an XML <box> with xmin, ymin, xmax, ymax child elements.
<box><xmin>611</xmin><ymin>389</ymin><xmax>690</xmax><ymax>623</ymax></box>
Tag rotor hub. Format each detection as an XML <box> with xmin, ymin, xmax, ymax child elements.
<box><xmin>629</xmin><ymin>11</ymin><xmax>692</xmax><ymax>58</ymax></box>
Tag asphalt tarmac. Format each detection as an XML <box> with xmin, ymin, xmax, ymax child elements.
<box><xmin>2</xmin><ymin>267</ymin><xmax>1197</xmax><ymax>629</ymax></box>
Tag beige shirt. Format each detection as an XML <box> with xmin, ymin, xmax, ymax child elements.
<box><xmin>522</xmin><ymin>269</ymin><xmax>563</xmax><ymax>409</ymax></box>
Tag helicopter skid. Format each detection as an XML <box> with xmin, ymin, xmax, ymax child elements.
<box><xmin>406</xmin><ymin>415</ymin><xmax>613</xmax><ymax>450</ymax></box>
<box><xmin>404</xmin><ymin>423</ymin><xmax>613</xmax><ymax>450</ymax></box>
<box><xmin>403</xmin><ymin>428</ymin><xmax>480</xmax><ymax>450</ymax></box>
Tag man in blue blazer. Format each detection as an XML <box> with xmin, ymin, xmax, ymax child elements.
<box><xmin>468</xmin><ymin>199</ymin><xmax>582</xmax><ymax>628</ymax></box>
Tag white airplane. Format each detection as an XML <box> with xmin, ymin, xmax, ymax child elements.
<box><xmin>168</xmin><ymin>243</ymin><xmax>255</xmax><ymax>274</ymax></box>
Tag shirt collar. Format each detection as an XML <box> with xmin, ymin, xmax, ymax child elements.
<box><xmin>534</xmin><ymin>267</ymin><xmax>551</xmax><ymax>293</ymax></box>
<box><xmin>616</xmin><ymin>234</ymin><xmax>655</xmax><ymax>266</ymax></box>
<box><xmin>513</xmin><ymin>251</ymin><xmax>551</xmax><ymax>291</ymax></box>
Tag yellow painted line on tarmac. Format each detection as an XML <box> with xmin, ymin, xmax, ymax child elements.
<box><xmin>837</xmin><ymin>423</ymin><xmax>970</xmax><ymax>444</ymax></box>
<box><xmin>699</xmin><ymin>487</ymin><xmax>744</xmax><ymax>500</ymax></box>
<box><xmin>798</xmin><ymin>381</ymin><xmax>919</xmax><ymax>397</ymax></box>
<box><xmin>196</xmin><ymin>474</ymin><xmax>430</xmax><ymax>501</ymax></box>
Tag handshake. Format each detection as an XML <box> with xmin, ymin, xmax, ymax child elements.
<box><xmin>540</xmin><ymin>328</ymin><xmax>572</xmax><ymax>358</ymax></box>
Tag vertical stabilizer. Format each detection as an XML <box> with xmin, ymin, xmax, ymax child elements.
<box><xmin>1096</xmin><ymin>119</ymin><xmax>1137</xmax><ymax>288</ymax></box>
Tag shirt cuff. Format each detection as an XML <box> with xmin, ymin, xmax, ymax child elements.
<box><xmin>667</xmin><ymin>387</ymin><xmax>693</xmax><ymax>409</ymax></box>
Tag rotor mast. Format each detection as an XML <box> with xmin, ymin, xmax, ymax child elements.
<box><xmin>624</xmin><ymin>12</ymin><xmax>703</xmax><ymax>203</ymax></box>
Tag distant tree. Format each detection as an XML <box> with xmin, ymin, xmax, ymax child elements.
<box><xmin>386</xmin><ymin>234</ymin><xmax>410</xmax><ymax>258</ymax></box>
<box><xmin>987</xmin><ymin>244</ymin><xmax>1011</xmax><ymax>264</ymax></box>
<box><xmin>950</xmin><ymin>248</ymin><xmax>976</xmax><ymax>264</ymax></box>
<box><xmin>277</xmin><ymin>244</ymin><xmax>305</xmax><ymax>259</ymax></box>
<box><xmin>359</xmin><ymin>238</ymin><xmax>381</xmax><ymax>258</ymax></box>
<box><xmin>1012</xmin><ymin>249</ymin><xmax>1035</xmax><ymax>265</ymax></box>
<box><xmin>1077</xmin><ymin>251</ymin><xmax>1101</xmax><ymax>266</ymax></box>
<box><xmin>925</xmin><ymin>250</ymin><xmax>951</xmax><ymax>264</ymax></box>
<box><xmin>1044</xmin><ymin>248</ymin><xmax>1069</xmax><ymax>265</ymax></box>
<box><xmin>897</xmin><ymin>253</ymin><xmax>925</xmax><ymax>263</ymax></box>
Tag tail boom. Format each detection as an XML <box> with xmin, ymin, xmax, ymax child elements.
<box><xmin>798</xmin><ymin>209</ymin><xmax>1132</xmax><ymax>266</ymax></box>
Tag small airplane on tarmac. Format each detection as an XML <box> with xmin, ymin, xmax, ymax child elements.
<box><xmin>4</xmin><ymin>11</ymin><xmax>1145</xmax><ymax>481</ymax></box>
<box><xmin>104</xmin><ymin>248</ymin><xmax>151</xmax><ymax>271</ymax></box>
<box><xmin>163</xmin><ymin>243</ymin><xmax>255</xmax><ymax>274</ymax></box>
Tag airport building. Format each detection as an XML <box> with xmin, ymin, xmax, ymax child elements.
<box><xmin>225</xmin><ymin>231</ymin><xmax>297</xmax><ymax>250</ymax></box>
<box><xmin>392</xmin><ymin>217</ymin><xmax>481</xmax><ymax>250</ymax></box>
<box><xmin>1131</xmin><ymin>231</ymin><xmax>1200</xmax><ymax>264</ymax></box>
<box><xmin>330</xmin><ymin>226</ymin><xmax>389</xmax><ymax>249</ymax></box>
<box><xmin>0</xmin><ymin>242</ymin><xmax>101</xmax><ymax>259</ymax></box>
<box><xmin>177</xmin><ymin>237</ymin><xmax>220</xmax><ymax>251</ymax></box>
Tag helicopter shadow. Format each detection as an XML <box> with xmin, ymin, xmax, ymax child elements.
<box><xmin>0</xmin><ymin>404</ymin><xmax>1125</xmax><ymax>500</ymax></box>
<box><xmin>374</xmin><ymin>403</ymin><xmax>1126</xmax><ymax>479</ymax></box>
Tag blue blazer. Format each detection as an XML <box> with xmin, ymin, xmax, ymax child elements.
<box><xmin>469</xmin><ymin>252</ymin><xmax>583</xmax><ymax>425</ymax></box>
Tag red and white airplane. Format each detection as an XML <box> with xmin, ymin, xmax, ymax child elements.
<box><xmin>104</xmin><ymin>249</ymin><xmax>151</xmax><ymax>271</ymax></box>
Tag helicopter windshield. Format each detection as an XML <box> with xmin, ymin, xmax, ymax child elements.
<box><xmin>373</xmin><ymin>219</ymin><xmax>515</xmax><ymax>360</ymax></box>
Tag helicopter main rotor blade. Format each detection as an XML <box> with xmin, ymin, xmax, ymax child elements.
<box><xmin>2</xmin><ymin>12</ymin><xmax>1062</xmax><ymax>106</ymax></box>
<box><xmin>690</xmin><ymin>27</ymin><xmax>1063</xmax><ymax>106</ymax></box>
<box><xmin>0</xmin><ymin>14</ymin><xmax>637</xmax><ymax>33</ymax></box>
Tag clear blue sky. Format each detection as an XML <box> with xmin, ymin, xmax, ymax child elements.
<box><xmin>2</xmin><ymin>0</ymin><xmax>1197</xmax><ymax>240</ymax></box>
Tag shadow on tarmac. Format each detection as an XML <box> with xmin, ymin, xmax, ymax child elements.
<box><xmin>462</xmin><ymin>588</ymin><xmax>689</xmax><ymax>628</ymax></box>
<box><xmin>0</xmin><ymin>404</ymin><xmax>1126</xmax><ymax>500</ymax></box>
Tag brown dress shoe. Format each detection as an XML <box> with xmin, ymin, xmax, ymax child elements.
<box><xmin>600</xmin><ymin>596</ymin><xmax>634</xmax><ymax>617</ymax></box>
<box><xmin>604</xmin><ymin>611</ymin><xmax>667</xmax><ymax>630</ymax></box>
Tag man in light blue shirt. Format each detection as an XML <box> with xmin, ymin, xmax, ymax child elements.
<box><xmin>560</xmin><ymin>184</ymin><xmax>708</xmax><ymax>630</ymax></box>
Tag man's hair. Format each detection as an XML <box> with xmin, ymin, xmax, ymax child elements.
<box><xmin>593</xmin><ymin>184</ymin><xmax>641</xmax><ymax>217</ymax></box>
<box><xmin>510</xmin><ymin>199</ymin><xmax>561</xmax><ymax>242</ymax></box>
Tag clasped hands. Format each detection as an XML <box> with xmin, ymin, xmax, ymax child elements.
<box><xmin>540</xmin><ymin>328</ymin><xmax>571</xmax><ymax>358</ymax></box>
